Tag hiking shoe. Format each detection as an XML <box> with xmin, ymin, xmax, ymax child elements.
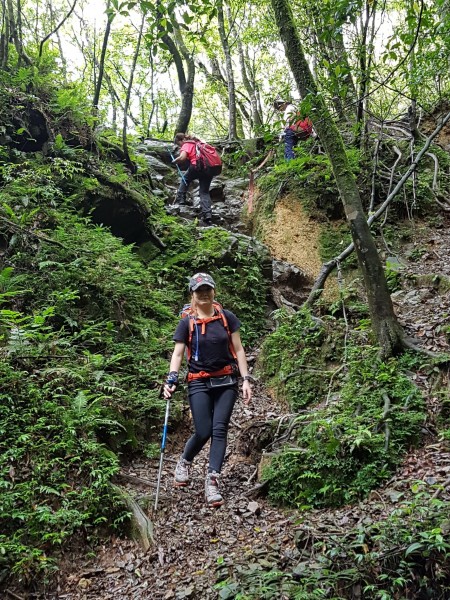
<box><xmin>174</xmin><ymin>457</ymin><xmax>191</xmax><ymax>486</ymax></box>
<box><xmin>205</xmin><ymin>471</ymin><xmax>224</xmax><ymax>507</ymax></box>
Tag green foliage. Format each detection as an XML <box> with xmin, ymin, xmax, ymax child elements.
<box><xmin>261</xmin><ymin>342</ymin><xmax>425</xmax><ymax>508</ymax></box>
<box><xmin>51</xmin><ymin>84</ymin><xmax>94</xmax><ymax>127</ymax></box>
<box><xmin>0</xmin><ymin>360</ymin><xmax>123</xmax><ymax>581</ymax></box>
<box><xmin>384</xmin><ymin>256</ymin><xmax>405</xmax><ymax>293</ymax></box>
<box><xmin>257</xmin><ymin>147</ymin><xmax>360</xmax><ymax>222</ymax></box>
<box><xmin>259</xmin><ymin>308</ymin><xmax>344</xmax><ymax>409</ymax></box>
<box><xmin>215</xmin><ymin>488</ymin><xmax>450</xmax><ymax>599</ymax></box>
<box><xmin>319</xmin><ymin>223</ymin><xmax>357</xmax><ymax>268</ymax></box>
<box><xmin>0</xmin><ymin>127</ymin><xmax>269</xmax><ymax>581</ymax></box>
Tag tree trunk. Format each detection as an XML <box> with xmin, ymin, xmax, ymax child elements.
<box><xmin>407</xmin><ymin>1</ymin><xmax>418</xmax><ymax>140</ymax></box>
<box><xmin>1</xmin><ymin>0</ymin><xmax>9</xmax><ymax>69</ymax></box>
<box><xmin>271</xmin><ymin>0</ymin><xmax>405</xmax><ymax>357</ymax></box>
<box><xmin>6</xmin><ymin>0</ymin><xmax>31</xmax><ymax>66</ymax></box>
<box><xmin>217</xmin><ymin>0</ymin><xmax>237</xmax><ymax>139</ymax></box>
<box><xmin>356</xmin><ymin>0</ymin><xmax>377</xmax><ymax>147</ymax></box>
<box><xmin>122</xmin><ymin>11</ymin><xmax>145</xmax><ymax>174</ymax></box>
<box><xmin>309</xmin><ymin>4</ymin><xmax>355</xmax><ymax>125</ymax></box>
<box><xmin>103</xmin><ymin>70</ymin><xmax>118</xmax><ymax>131</ymax></box>
<box><xmin>197</xmin><ymin>57</ymin><xmax>247</xmax><ymax>137</ymax></box>
<box><xmin>175</xmin><ymin>55</ymin><xmax>194</xmax><ymax>134</ymax></box>
<box><xmin>159</xmin><ymin>22</ymin><xmax>195</xmax><ymax>135</ymax></box>
<box><xmin>330</xmin><ymin>32</ymin><xmax>358</xmax><ymax>122</ymax></box>
<box><xmin>238</xmin><ymin>39</ymin><xmax>262</xmax><ymax>133</ymax></box>
<box><xmin>92</xmin><ymin>0</ymin><xmax>113</xmax><ymax>110</ymax></box>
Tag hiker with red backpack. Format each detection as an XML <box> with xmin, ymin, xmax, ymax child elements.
<box><xmin>163</xmin><ymin>272</ymin><xmax>252</xmax><ymax>507</ymax></box>
<box><xmin>273</xmin><ymin>99</ymin><xmax>313</xmax><ymax>160</ymax></box>
<box><xmin>172</xmin><ymin>133</ymin><xmax>222</xmax><ymax>226</ymax></box>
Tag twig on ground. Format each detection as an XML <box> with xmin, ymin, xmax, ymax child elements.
<box><xmin>246</xmin><ymin>467</ymin><xmax>259</xmax><ymax>484</ymax></box>
<box><xmin>240</xmin><ymin>480</ymin><xmax>269</xmax><ymax>497</ymax></box>
<box><xmin>6</xmin><ymin>591</ymin><xmax>24</xmax><ymax>600</ymax></box>
<box><xmin>382</xmin><ymin>393</ymin><xmax>391</xmax><ymax>452</ymax></box>
<box><xmin>432</xmin><ymin>477</ymin><xmax>450</xmax><ymax>499</ymax></box>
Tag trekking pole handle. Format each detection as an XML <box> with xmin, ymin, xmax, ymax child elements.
<box><xmin>167</xmin><ymin>148</ymin><xmax>188</xmax><ymax>186</ymax></box>
<box><xmin>160</xmin><ymin>399</ymin><xmax>170</xmax><ymax>451</ymax></box>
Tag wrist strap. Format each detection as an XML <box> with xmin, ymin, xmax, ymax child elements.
<box><xmin>166</xmin><ymin>371</ymin><xmax>179</xmax><ymax>386</ymax></box>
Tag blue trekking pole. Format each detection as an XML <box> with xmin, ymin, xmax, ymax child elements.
<box><xmin>154</xmin><ymin>396</ymin><xmax>171</xmax><ymax>511</ymax></box>
<box><xmin>168</xmin><ymin>147</ymin><xmax>188</xmax><ymax>186</ymax></box>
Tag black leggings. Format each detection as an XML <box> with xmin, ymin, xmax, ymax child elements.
<box><xmin>182</xmin><ymin>380</ymin><xmax>238</xmax><ymax>473</ymax></box>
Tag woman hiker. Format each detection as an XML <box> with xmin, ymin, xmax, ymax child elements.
<box><xmin>273</xmin><ymin>99</ymin><xmax>313</xmax><ymax>160</ymax></box>
<box><xmin>171</xmin><ymin>133</ymin><xmax>222</xmax><ymax>226</ymax></box>
<box><xmin>163</xmin><ymin>272</ymin><xmax>253</xmax><ymax>507</ymax></box>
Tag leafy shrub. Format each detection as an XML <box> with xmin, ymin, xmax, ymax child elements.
<box><xmin>258</xmin><ymin>308</ymin><xmax>345</xmax><ymax>410</ymax></box>
<box><xmin>262</xmin><ymin>347</ymin><xmax>425</xmax><ymax>508</ymax></box>
<box><xmin>0</xmin><ymin>359</ymin><xmax>123</xmax><ymax>582</ymax></box>
<box><xmin>215</xmin><ymin>487</ymin><xmax>450</xmax><ymax>599</ymax></box>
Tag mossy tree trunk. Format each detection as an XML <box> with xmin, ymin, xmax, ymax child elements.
<box><xmin>271</xmin><ymin>0</ymin><xmax>405</xmax><ymax>357</ymax></box>
<box><xmin>159</xmin><ymin>22</ymin><xmax>195</xmax><ymax>135</ymax></box>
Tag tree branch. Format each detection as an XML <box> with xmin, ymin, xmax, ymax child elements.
<box><xmin>38</xmin><ymin>0</ymin><xmax>78</xmax><ymax>60</ymax></box>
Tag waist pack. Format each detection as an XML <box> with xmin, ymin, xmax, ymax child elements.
<box><xmin>205</xmin><ymin>373</ymin><xmax>238</xmax><ymax>388</ymax></box>
<box><xmin>187</xmin><ymin>364</ymin><xmax>236</xmax><ymax>382</ymax></box>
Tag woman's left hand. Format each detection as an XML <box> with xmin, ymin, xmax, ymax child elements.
<box><xmin>242</xmin><ymin>380</ymin><xmax>252</xmax><ymax>405</ymax></box>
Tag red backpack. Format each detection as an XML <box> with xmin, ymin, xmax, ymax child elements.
<box><xmin>195</xmin><ymin>142</ymin><xmax>222</xmax><ymax>169</ymax></box>
<box><xmin>289</xmin><ymin>116</ymin><xmax>313</xmax><ymax>140</ymax></box>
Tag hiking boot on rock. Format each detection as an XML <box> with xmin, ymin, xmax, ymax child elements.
<box><xmin>174</xmin><ymin>457</ymin><xmax>191</xmax><ymax>486</ymax></box>
<box><xmin>205</xmin><ymin>471</ymin><xmax>224</xmax><ymax>507</ymax></box>
<box><xmin>176</xmin><ymin>192</ymin><xmax>191</xmax><ymax>206</ymax></box>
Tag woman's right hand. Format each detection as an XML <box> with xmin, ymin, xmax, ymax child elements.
<box><xmin>163</xmin><ymin>383</ymin><xmax>177</xmax><ymax>399</ymax></box>
<box><xmin>163</xmin><ymin>371</ymin><xmax>179</xmax><ymax>399</ymax></box>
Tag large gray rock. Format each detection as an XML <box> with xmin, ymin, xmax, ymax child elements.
<box><xmin>271</xmin><ymin>260</ymin><xmax>314</xmax><ymax>309</ymax></box>
<box><xmin>138</xmin><ymin>139</ymin><xmax>174</xmax><ymax>164</ymax></box>
<box><xmin>165</xmin><ymin>173</ymin><xmax>250</xmax><ymax>233</ymax></box>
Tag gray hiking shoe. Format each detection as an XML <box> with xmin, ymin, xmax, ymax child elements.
<box><xmin>205</xmin><ymin>471</ymin><xmax>224</xmax><ymax>507</ymax></box>
<box><xmin>174</xmin><ymin>457</ymin><xmax>191</xmax><ymax>486</ymax></box>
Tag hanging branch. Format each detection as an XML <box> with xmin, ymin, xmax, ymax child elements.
<box><xmin>425</xmin><ymin>152</ymin><xmax>439</xmax><ymax>190</ymax></box>
<box><xmin>305</xmin><ymin>111</ymin><xmax>450</xmax><ymax>306</ymax></box>
<box><xmin>38</xmin><ymin>0</ymin><xmax>78</xmax><ymax>60</ymax></box>
<box><xmin>369</xmin><ymin>138</ymin><xmax>381</xmax><ymax>212</ymax></box>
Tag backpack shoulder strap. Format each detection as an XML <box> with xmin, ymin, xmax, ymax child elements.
<box><xmin>213</xmin><ymin>302</ymin><xmax>238</xmax><ymax>361</ymax></box>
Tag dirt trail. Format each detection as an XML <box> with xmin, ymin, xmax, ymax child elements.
<box><xmin>51</xmin><ymin>379</ymin><xmax>295</xmax><ymax>600</ymax></box>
